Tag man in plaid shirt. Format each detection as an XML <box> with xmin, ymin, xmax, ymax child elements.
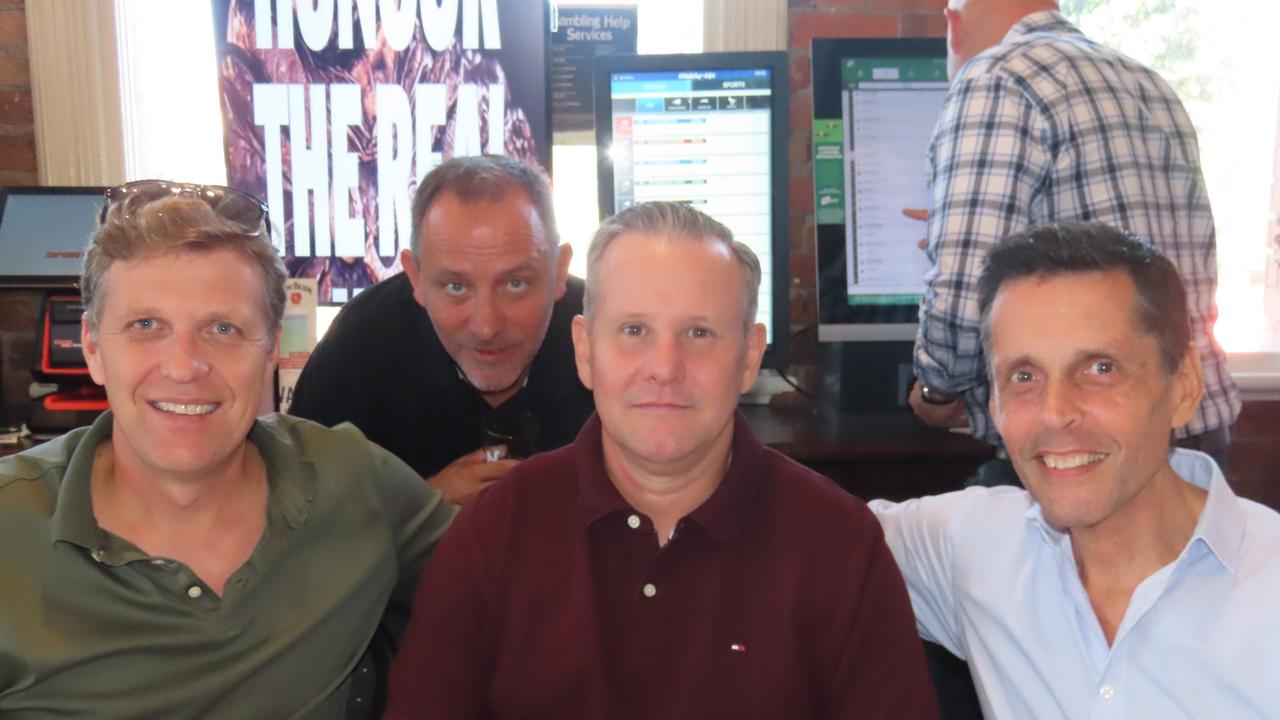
<box><xmin>910</xmin><ymin>0</ymin><xmax>1240</xmax><ymax>470</ymax></box>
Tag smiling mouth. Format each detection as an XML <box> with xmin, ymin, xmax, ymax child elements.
<box><xmin>150</xmin><ymin>401</ymin><xmax>219</xmax><ymax>416</ymax></box>
<box><xmin>1038</xmin><ymin>452</ymin><xmax>1108</xmax><ymax>470</ymax></box>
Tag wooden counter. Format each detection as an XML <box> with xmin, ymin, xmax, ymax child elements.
<box><xmin>741</xmin><ymin>404</ymin><xmax>994</xmax><ymax>502</ymax></box>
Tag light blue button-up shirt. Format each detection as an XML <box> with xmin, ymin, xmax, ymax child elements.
<box><xmin>870</xmin><ymin>449</ymin><xmax>1280</xmax><ymax>719</ymax></box>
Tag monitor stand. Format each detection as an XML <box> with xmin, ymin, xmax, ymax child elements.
<box><xmin>818</xmin><ymin>340</ymin><xmax>915</xmax><ymax>413</ymax></box>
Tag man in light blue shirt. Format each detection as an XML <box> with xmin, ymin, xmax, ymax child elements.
<box><xmin>872</xmin><ymin>222</ymin><xmax>1280</xmax><ymax>718</ymax></box>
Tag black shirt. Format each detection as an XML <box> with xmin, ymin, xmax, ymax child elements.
<box><xmin>288</xmin><ymin>273</ymin><xmax>595</xmax><ymax>478</ymax></box>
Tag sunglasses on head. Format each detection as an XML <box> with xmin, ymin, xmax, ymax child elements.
<box><xmin>100</xmin><ymin>180</ymin><xmax>269</xmax><ymax>231</ymax></box>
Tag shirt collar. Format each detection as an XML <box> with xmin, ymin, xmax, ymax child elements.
<box><xmin>1023</xmin><ymin>448</ymin><xmax>1246</xmax><ymax>572</ymax></box>
<box><xmin>1170</xmin><ymin>448</ymin><xmax>1244</xmax><ymax>573</ymax></box>
<box><xmin>1022</xmin><ymin>502</ymin><xmax>1065</xmax><ymax>548</ymax></box>
<box><xmin>49</xmin><ymin>411</ymin><xmax>113</xmax><ymax>550</ymax></box>
<box><xmin>1004</xmin><ymin>10</ymin><xmax>1082</xmax><ymax>45</ymax></box>
<box><xmin>574</xmin><ymin>409</ymin><xmax>766</xmax><ymax>544</ymax></box>
<box><xmin>250</xmin><ymin>414</ymin><xmax>317</xmax><ymax>530</ymax></box>
<box><xmin>49</xmin><ymin>412</ymin><xmax>316</xmax><ymax>552</ymax></box>
<box><xmin>573</xmin><ymin>414</ymin><xmax>629</xmax><ymax>525</ymax></box>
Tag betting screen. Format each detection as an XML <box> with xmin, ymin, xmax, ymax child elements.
<box><xmin>607</xmin><ymin>68</ymin><xmax>775</xmax><ymax>341</ymax></box>
<box><xmin>841</xmin><ymin>58</ymin><xmax>948</xmax><ymax>305</ymax></box>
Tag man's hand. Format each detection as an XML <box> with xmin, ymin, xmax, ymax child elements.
<box><xmin>902</xmin><ymin>208</ymin><xmax>928</xmax><ymax>250</ymax></box>
<box><xmin>427</xmin><ymin>448</ymin><xmax>520</xmax><ymax>504</ymax></box>
<box><xmin>908</xmin><ymin>380</ymin><xmax>968</xmax><ymax>429</ymax></box>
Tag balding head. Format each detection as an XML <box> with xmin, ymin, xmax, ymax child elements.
<box><xmin>944</xmin><ymin>0</ymin><xmax>1059</xmax><ymax>78</ymax></box>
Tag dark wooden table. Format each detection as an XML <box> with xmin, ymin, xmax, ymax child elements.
<box><xmin>741</xmin><ymin>404</ymin><xmax>994</xmax><ymax>502</ymax></box>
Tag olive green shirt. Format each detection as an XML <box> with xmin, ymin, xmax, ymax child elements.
<box><xmin>0</xmin><ymin>411</ymin><xmax>456</xmax><ymax>719</ymax></box>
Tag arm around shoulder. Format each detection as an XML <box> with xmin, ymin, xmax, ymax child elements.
<box><xmin>868</xmin><ymin>492</ymin><xmax>972</xmax><ymax>657</ymax></box>
<box><xmin>383</xmin><ymin>478</ymin><xmax>511</xmax><ymax>719</ymax></box>
<box><xmin>372</xmin><ymin>443</ymin><xmax>457</xmax><ymax>610</ymax></box>
<box><xmin>823</xmin><ymin>508</ymin><xmax>941</xmax><ymax>719</ymax></box>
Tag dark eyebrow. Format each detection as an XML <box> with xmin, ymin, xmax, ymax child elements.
<box><xmin>994</xmin><ymin>354</ymin><xmax>1036</xmax><ymax>372</ymax></box>
<box><xmin>993</xmin><ymin>347</ymin><xmax>1119</xmax><ymax>375</ymax></box>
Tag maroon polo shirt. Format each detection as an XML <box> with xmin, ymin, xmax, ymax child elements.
<box><xmin>385</xmin><ymin>411</ymin><xmax>939</xmax><ymax>719</ymax></box>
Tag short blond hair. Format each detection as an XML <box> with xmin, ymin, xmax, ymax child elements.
<box><xmin>82</xmin><ymin>194</ymin><xmax>286</xmax><ymax>339</ymax></box>
<box><xmin>584</xmin><ymin>201</ymin><xmax>761</xmax><ymax>329</ymax></box>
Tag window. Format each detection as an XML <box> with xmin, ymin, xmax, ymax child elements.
<box><xmin>115</xmin><ymin>0</ymin><xmax>226</xmax><ymax>185</ymax></box>
<box><xmin>1062</xmin><ymin>0</ymin><xmax>1280</xmax><ymax>363</ymax></box>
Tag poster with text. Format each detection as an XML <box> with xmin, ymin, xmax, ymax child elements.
<box><xmin>549</xmin><ymin>4</ymin><xmax>636</xmax><ymax>134</ymax></box>
<box><xmin>213</xmin><ymin>0</ymin><xmax>550</xmax><ymax>302</ymax></box>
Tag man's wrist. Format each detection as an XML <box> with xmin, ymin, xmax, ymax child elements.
<box><xmin>919</xmin><ymin>384</ymin><xmax>961</xmax><ymax>406</ymax></box>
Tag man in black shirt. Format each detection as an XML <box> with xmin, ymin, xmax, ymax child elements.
<box><xmin>289</xmin><ymin>157</ymin><xmax>594</xmax><ymax>503</ymax></box>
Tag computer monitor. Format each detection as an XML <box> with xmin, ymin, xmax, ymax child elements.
<box><xmin>0</xmin><ymin>187</ymin><xmax>106</xmax><ymax>288</ymax></box>
<box><xmin>811</xmin><ymin>38</ymin><xmax>948</xmax><ymax>342</ymax></box>
<box><xmin>594</xmin><ymin>51</ymin><xmax>790</xmax><ymax>368</ymax></box>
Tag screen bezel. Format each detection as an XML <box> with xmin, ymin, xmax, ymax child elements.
<box><xmin>811</xmin><ymin>37</ymin><xmax>946</xmax><ymax>342</ymax></box>
<box><xmin>593</xmin><ymin>50</ymin><xmax>790</xmax><ymax>369</ymax></box>
<box><xmin>0</xmin><ymin>186</ymin><xmax>107</xmax><ymax>289</ymax></box>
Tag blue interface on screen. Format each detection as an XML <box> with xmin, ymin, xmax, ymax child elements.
<box><xmin>608</xmin><ymin>68</ymin><xmax>775</xmax><ymax>341</ymax></box>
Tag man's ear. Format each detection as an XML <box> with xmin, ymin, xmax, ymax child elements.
<box><xmin>988</xmin><ymin>376</ymin><xmax>1004</xmax><ymax>435</ymax></box>
<box><xmin>399</xmin><ymin>248</ymin><xmax>429</xmax><ymax>309</ymax></box>
<box><xmin>1169</xmin><ymin>344</ymin><xmax>1204</xmax><ymax>430</ymax></box>
<box><xmin>267</xmin><ymin>323</ymin><xmax>282</xmax><ymax>367</ymax></box>
<box><xmin>553</xmin><ymin>243</ymin><xmax>573</xmax><ymax>301</ymax></box>
<box><xmin>81</xmin><ymin>314</ymin><xmax>106</xmax><ymax>387</ymax></box>
<box><xmin>260</xmin><ymin>324</ymin><xmax>283</xmax><ymax>415</ymax></box>
<box><xmin>944</xmin><ymin>7</ymin><xmax>964</xmax><ymax>56</ymax></box>
<box><xmin>571</xmin><ymin>314</ymin><xmax>593</xmax><ymax>391</ymax></box>
<box><xmin>738</xmin><ymin>323</ymin><xmax>767</xmax><ymax>394</ymax></box>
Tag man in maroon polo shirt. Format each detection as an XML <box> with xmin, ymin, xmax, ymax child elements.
<box><xmin>385</xmin><ymin>201</ymin><xmax>939</xmax><ymax>719</ymax></box>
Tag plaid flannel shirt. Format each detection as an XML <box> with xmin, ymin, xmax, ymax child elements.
<box><xmin>916</xmin><ymin>10</ymin><xmax>1240</xmax><ymax>444</ymax></box>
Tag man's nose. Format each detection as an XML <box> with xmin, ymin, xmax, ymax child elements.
<box><xmin>160</xmin><ymin>331</ymin><xmax>211</xmax><ymax>382</ymax></box>
<box><xmin>468</xmin><ymin>292</ymin><xmax>503</xmax><ymax>341</ymax></box>
<box><xmin>645</xmin><ymin>333</ymin><xmax>686</xmax><ymax>385</ymax></box>
<box><xmin>1040</xmin><ymin>376</ymin><xmax>1082</xmax><ymax>430</ymax></box>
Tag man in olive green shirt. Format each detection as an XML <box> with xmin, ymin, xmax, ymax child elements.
<box><xmin>0</xmin><ymin>181</ymin><xmax>455</xmax><ymax>718</ymax></box>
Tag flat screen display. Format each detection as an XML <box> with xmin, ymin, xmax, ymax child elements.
<box><xmin>812</xmin><ymin>39</ymin><xmax>947</xmax><ymax>341</ymax></box>
<box><xmin>843</xmin><ymin>60</ymin><xmax>948</xmax><ymax>303</ymax></box>
<box><xmin>0</xmin><ymin>188</ymin><xmax>105</xmax><ymax>288</ymax></box>
<box><xmin>595</xmin><ymin>51</ymin><xmax>789</xmax><ymax>368</ymax></box>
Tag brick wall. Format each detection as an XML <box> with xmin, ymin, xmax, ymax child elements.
<box><xmin>785</xmin><ymin>0</ymin><xmax>945</xmax><ymax>387</ymax></box>
<box><xmin>0</xmin><ymin>291</ymin><xmax>39</xmax><ymax>418</ymax></box>
<box><xmin>0</xmin><ymin>0</ymin><xmax>37</xmax><ymax>420</ymax></box>
<box><xmin>0</xmin><ymin>0</ymin><xmax>34</xmax><ymax>185</ymax></box>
